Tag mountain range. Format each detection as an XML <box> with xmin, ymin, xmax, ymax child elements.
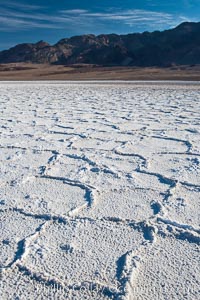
<box><xmin>0</xmin><ymin>22</ymin><xmax>200</xmax><ymax>67</ymax></box>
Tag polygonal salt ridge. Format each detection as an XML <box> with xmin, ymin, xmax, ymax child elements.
<box><xmin>38</xmin><ymin>175</ymin><xmax>99</xmax><ymax>208</ymax></box>
<box><xmin>151</xmin><ymin>135</ymin><xmax>193</xmax><ymax>153</ymax></box>
<box><xmin>0</xmin><ymin>210</ymin><xmax>47</xmax><ymax>274</ymax></box>
<box><xmin>38</xmin><ymin>151</ymin><xmax>61</xmax><ymax>176</ymax></box>
<box><xmin>128</xmin><ymin>234</ymin><xmax>200</xmax><ymax>300</ymax></box>
<box><xmin>158</xmin><ymin>226</ymin><xmax>200</xmax><ymax>245</ymax></box>
<box><xmin>63</xmin><ymin>153</ymin><xmax>120</xmax><ymax>177</ymax></box>
<box><xmin>114</xmin><ymin>140</ymin><xmax>148</xmax><ymax>166</ymax></box>
<box><xmin>13</xmin><ymin>218</ymin><xmax>144</xmax><ymax>298</ymax></box>
<box><xmin>158</xmin><ymin>182</ymin><xmax>200</xmax><ymax>228</ymax></box>
<box><xmin>157</xmin><ymin>217</ymin><xmax>200</xmax><ymax>235</ymax></box>
<box><xmin>121</xmin><ymin>134</ymin><xmax>190</xmax><ymax>159</ymax></box>
<box><xmin>0</xmin><ymin>147</ymin><xmax>57</xmax><ymax>185</ymax></box>
<box><xmin>2</xmin><ymin>167</ymin><xmax>96</xmax><ymax>217</ymax></box>
<box><xmin>114</xmin><ymin>149</ymin><xmax>148</xmax><ymax>169</ymax></box>
<box><xmin>42</xmin><ymin>151</ymin><xmax>121</xmax><ymax>184</ymax></box>
<box><xmin>14</xmin><ymin>175</ymin><xmax>97</xmax><ymax>217</ymax></box>
<box><xmin>87</xmin><ymin>154</ymin><xmax>136</xmax><ymax>179</ymax></box>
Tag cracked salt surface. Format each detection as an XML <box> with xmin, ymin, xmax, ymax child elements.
<box><xmin>0</xmin><ymin>82</ymin><xmax>199</xmax><ymax>299</ymax></box>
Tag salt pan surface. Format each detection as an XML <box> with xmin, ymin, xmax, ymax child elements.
<box><xmin>0</xmin><ymin>82</ymin><xmax>199</xmax><ymax>299</ymax></box>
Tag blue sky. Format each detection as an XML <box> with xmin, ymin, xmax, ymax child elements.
<box><xmin>0</xmin><ymin>0</ymin><xmax>199</xmax><ymax>50</ymax></box>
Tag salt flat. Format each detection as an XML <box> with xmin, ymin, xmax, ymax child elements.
<box><xmin>0</xmin><ymin>82</ymin><xmax>199</xmax><ymax>300</ymax></box>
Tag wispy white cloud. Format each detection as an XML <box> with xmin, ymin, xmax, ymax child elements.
<box><xmin>60</xmin><ymin>9</ymin><xmax>89</xmax><ymax>14</ymax></box>
<box><xmin>0</xmin><ymin>18</ymin><xmax>62</xmax><ymax>32</ymax></box>
<box><xmin>3</xmin><ymin>1</ymin><xmax>44</xmax><ymax>11</ymax></box>
<box><xmin>58</xmin><ymin>8</ymin><xmax>195</xmax><ymax>31</ymax></box>
<box><xmin>0</xmin><ymin>3</ymin><xmax>66</xmax><ymax>31</ymax></box>
<box><xmin>0</xmin><ymin>4</ymin><xmax>195</xmax><ymax>33</ymax></box>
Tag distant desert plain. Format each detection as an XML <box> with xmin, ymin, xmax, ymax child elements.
<box><xmin>0</xmin><ymin>63</ymin><xmax>200</xmax><ymax>81</ymax></box>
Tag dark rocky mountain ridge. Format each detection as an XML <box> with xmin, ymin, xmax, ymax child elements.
<box><xmin>0</xmin><ymin>22</ymin><xmax>200</xmax><ymax>67</ymax></box>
